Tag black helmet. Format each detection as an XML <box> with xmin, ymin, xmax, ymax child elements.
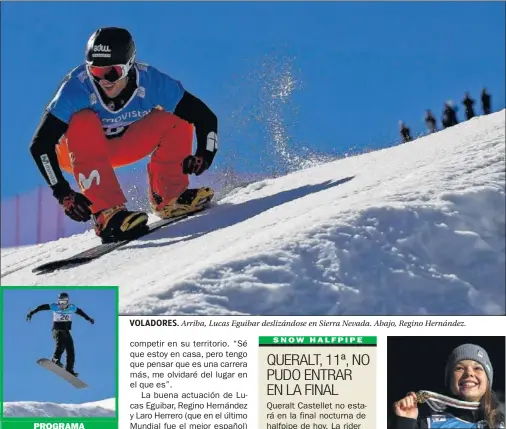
<box><xmin>85</xmin><ymin>27</ymin><xmax>136</xmax><ymax>82</ymax></box>
<box><xmin>86</xmin><ymin>27</ymin><xmax>135</xmax><ymax>66</ymax></box>
<box><xmin>58</xmin><ymin>292</ymin><xmax>69</xmax><ymax>308</ymax></box>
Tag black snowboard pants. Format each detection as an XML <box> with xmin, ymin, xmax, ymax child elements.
<box><xmin>52</xmin><ymin>329</ymin><xmax>75</xmax><ymax>371</ymax></box>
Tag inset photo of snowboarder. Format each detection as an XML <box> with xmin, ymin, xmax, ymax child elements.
<box><xmin>2</xmin><ymin>286</ymin><xmax>118</xmax><ymax>418</ymax></box>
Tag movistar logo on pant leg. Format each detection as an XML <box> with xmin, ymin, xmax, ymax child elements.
<box><xmin>78</xmin><ymin>170</ymin><xmax>100</xmax><ymax>190</ymax></box>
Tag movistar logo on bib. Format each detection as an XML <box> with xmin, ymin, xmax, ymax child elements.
<box><xmin>103</xmin><ymin>110</ymin><xmax>150</xmax><ymax>124</ymax></box>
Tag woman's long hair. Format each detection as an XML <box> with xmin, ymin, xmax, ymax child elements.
<box><xmin>479</xmin><ymin>388</ymin><xmax>505</xmax><ymax>428</ymax></box>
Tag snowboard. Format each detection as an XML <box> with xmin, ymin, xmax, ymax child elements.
<box><xmin>37</xmin><ymin>358</ymin><xmax>88</xmax><ymax>389</ymax></box>
<box><xmin>32</xmin><ymin>206</ymin><xmax>210</xmax><ymax>274</ymax></box>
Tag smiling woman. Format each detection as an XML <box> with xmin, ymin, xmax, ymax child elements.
<box><xmin>449</xmin><ymin>357</ymin><xmax>490</xmax><ymax>403</ymax></box>
<box><xmin>391</xmin><ymin>343</ymin><xmax>505</xmax><ymax>429</ymax></box>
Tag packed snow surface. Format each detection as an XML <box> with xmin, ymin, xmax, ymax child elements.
<box><xmin>2</xmin><ymin>111</ymin><xmax>504</xmax><ymax>315</ymax></box>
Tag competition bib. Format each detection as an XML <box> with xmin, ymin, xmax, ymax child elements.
<box><xmin>53</xmin><ymin>312</ymin><xmax>72</xmax><ymax>322</ymax></box>
<box><xmin>49</xmin><ymin>303</ymin><xmax>77</xmax><ymax>322</ymax></box>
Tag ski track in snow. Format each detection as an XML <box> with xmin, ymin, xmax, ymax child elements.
<box><xmin>2</xmin><ymin>111</ymin><xmax>505</xmax><ymax>316</ymax></box>
<box><xmin>3</xmin><ymin>398</ymin><xmax>115</xmax><ymax>417</ymax></box>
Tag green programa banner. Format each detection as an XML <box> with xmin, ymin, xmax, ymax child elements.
<box><xmin>1</xmin><ymin>420</ymin><xmax>118</xmax><ymax>429</ymax></box>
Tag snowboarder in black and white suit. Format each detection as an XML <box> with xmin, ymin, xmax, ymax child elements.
<box><xmin>26</xmin><ymin>292</ymin><xmax>94</xmax><ymax>377</ymax></box>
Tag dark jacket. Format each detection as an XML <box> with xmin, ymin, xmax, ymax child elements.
<box><xmin>442</xmin><ymin>105</ymin><xmax>458</xmax><ymax>128</ymax></box>
<box><xmin>481</xmin><ymin>90</ymin><xmax>491</xmax><ymax>114</ymax></box>
<box><xmin>462</xmin><ymin>95</ymin><xmax>475</xmax><ymax>120</ymax></box>
<box><xmin>399</xmin><ymin>122</ymin><xmax>412</xmax><ymax>143</ymax></box>
<box><xmin>425</xmin><ymin>112</ymin><xmax>437</xmax><ymax>132</ymax></box>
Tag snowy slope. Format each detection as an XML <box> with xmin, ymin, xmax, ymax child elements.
<box><xmin>2</xmin><ymin>111</ymin><xmax>505</xmax><ymax>315</ymax></box>
<box><xmin>3</xmin><ymin>398</ymin><xmax>115</xmax><ymax>417</ymax></box>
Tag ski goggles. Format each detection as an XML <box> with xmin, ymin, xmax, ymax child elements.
<box><xmin>86</xmin><ymin>52</ymin><xmax>135</xmax><ymax>84</ymax></box>
<box><xmin>58</xmin><ymin>299</ymin><xmax>69</xmax><ymax>307</ymax></box>
<box><xmin>87</xmin><ymin>64</ymin><xmax>129</xmax><ymax>83</ymax></box>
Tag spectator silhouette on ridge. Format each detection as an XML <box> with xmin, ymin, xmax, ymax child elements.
<box><xmin>399</xmin><ymin>121</ymin><xmax>412</xmax><ymax>143</ymax></box>
<box><xmin>481</xmin><ymin>88</ymin><xmax>492</xmax><ymax>115</ymax></box>
<box><xmin>424</xmin><ymin>109</ymin><xmax>437</xmax><ymax>133</ymax></box>
<box><xmin>462</xmin><ymin>92</ymin><xmax>475</xmax><ymax>120</ymax></box>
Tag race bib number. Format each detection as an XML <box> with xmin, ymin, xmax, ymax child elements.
<box><xmin>53</xmin><ymin>312</ymin><xmax>72</xmax><ymax>322</ymax></box>
<box><xmin>104</xmin><ymin>126</ymin><xmax>125</xmax><ymax>137</ymax></box>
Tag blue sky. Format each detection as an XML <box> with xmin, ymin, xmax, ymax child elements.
<box><xmin>2</xmin><ymin>287</ymin><xmax>117</xmax><ymax>405</ymax></box>
<box><xmin>1</xmin><ymin>1</ymin><xmax>504</xmax><ymax>199</ymax></box>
